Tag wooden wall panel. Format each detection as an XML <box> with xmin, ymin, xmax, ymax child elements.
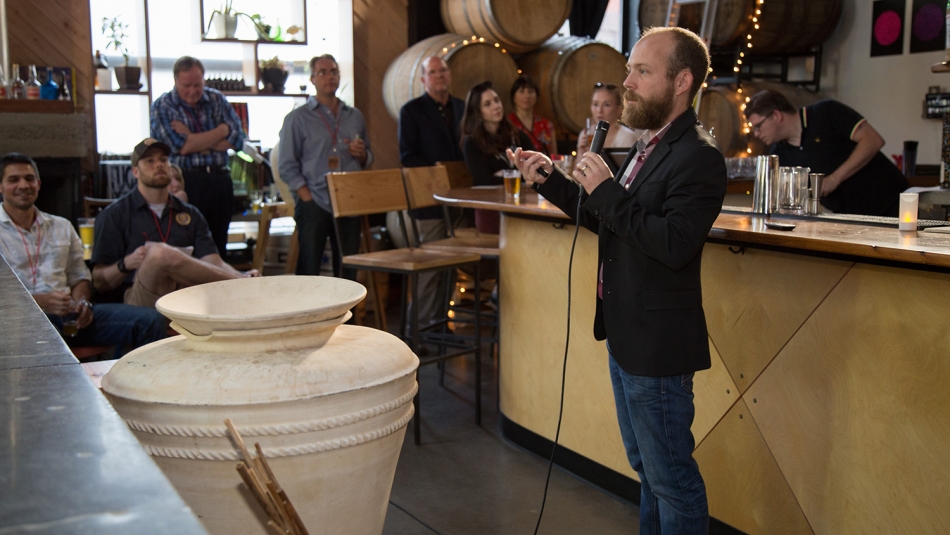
<box><xmin>702</xmin><ymin>244</ymin><xmax>851</xmax><ymax>392</ymax></box>
<box><xmin>695</xmin><ymin>400</ymin><xmax>814</xmax><ymax>535</ymax></box>
<box><xmin>747</xmin><ymin>264</ymin><xmax>950</xmax><ymax>534</ymax></box>
<box><xmin>353</xmin><ymin>0</ymin><xmax>406</xmax><ymax>171</ymax></box>
<box><xmin>6</xmin><ymin>0</ymin><xmax>95</xmax><ymax>172</ymax></box>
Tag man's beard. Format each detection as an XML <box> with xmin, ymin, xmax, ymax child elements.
<box><xmin>141</xmin><ymin>172</ymin><xmax>171</xmax><ymax>189</ymax></box>
<box><xmin>622</xmin><ymin>84</ymin><xmax>675</xmax><ymax>131</ymax></box>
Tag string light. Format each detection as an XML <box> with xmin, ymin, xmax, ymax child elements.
<box><xmin>722</xmin><ymin>0</ymin><xmax>766</xmax><ymax>155</ymax></box>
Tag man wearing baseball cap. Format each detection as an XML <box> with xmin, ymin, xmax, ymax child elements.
<box><xmin>91</xmin><ymin>138</ymin><xmax>257</xmax><ymax>308</ymax></box>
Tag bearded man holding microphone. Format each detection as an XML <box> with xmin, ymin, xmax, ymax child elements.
<box><xmin>508</xmin><ymin>27</ymin><xmax>727</xmax><ymax>534</ymax></box>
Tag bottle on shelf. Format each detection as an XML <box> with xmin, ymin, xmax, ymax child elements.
<box><xmin>40</xmin><ymin>67</ymin><xmax>58</xmax><ymax>100</ymax></box>
<box><xmin>0</xmin><ymin>66</ymin><xmax>7</xmax><ymax>99</ymax></box>
<box><xmin>57</xmin><ymin>72</ymin><xmax>71</xmax><ymax>101</ymax></box>
<box><xmin>95</xmin><ymin>50</ymin><xmax>111</xmax><ymax>91</ymax></box>
<box><xmin>25</xmin><ymin>65</ymin><xmax>41</xmax><ymax>100</ymax></box>
<box><xmin>9</xmin><ymin>63</ymin><xmax>25</xmax><ymax>99</ymax></box>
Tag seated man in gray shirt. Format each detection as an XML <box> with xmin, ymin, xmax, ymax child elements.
<box><xmin>278</xmin><ymin>54</ymin><xmax>371</xmax><ymax>280</ymax></box>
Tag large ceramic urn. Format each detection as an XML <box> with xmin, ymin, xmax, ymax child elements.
<box><xmin>102</xmin><ymin>277</ymin><xmax>418</xmax><ymax>534</ymax></box>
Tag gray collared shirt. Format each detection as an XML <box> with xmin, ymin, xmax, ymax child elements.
<box><xmin>278</xmin><ymin>97</ymin><xmax>372</xmax><ymax>212</ymax></box>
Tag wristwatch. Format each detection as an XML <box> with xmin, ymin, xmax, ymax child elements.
<box><xmin>117</xmin><ymin>257</ymin><xmax>131</xmax><ymax>273</ymax></box>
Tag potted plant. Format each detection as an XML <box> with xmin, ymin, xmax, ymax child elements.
<box><xmin>259</xmin><ymin>56</ymin><xmax>288</xmax><ymax>94</ymax></box>
<box><xmin>102</xmin><ymin>16</ymin><xmax>141</xmax><ymax>90</ymax></box>
<box><xmin>207</xmin><ymin>0</ymin><xmax>239</xmax><ymax>39</ymax></box>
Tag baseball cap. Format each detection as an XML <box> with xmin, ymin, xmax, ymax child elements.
<box><xmin>131</xmin><ymin>138</ymin><xmax>172</xmax><ymax>166</ymax></box>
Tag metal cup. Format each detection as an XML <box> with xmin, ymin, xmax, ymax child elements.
<box><xmin>752</xmin><ymin>155</ymin><xmax>780</xmax><ymax>214</ymax></box>
<box><xmin>806</xmin><ymin>173</ymin><xmax>824</xmax><ymax>215</ymax></box>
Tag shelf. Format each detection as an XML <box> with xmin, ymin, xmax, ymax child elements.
<box><xmin>0</xmin><ymin>100</ymin><xmax>75</xmax><ymax>114</ymax></box>
<box><xmin>95</xmin><ymin>89</ymin><xmax>149</xmax><ymax>95</ymax></box>
<box><xmin>221</xmin><ymin>91</ymin><xmax>309</xmax><ymax>98</ymax></box>
<box><xmin>200</xmin><ymin>37</ymin><xmax>306</xmax><ymax>45</ymax></box>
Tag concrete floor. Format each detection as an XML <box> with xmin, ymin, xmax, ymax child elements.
<box><xmin>382</xmin><ymin>350</ymin><xmax>641</xmax><ymax>535</ymax></box>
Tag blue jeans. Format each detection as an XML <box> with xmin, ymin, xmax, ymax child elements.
<box><xmin>608</xmin><ymin>355</ymin><xmax>708</xmax><ymax>535</ymax></box>
<box><xmin>48</xmin><ymin>303</ymin><xmax>166</xmax><ymax>357</ymax></box>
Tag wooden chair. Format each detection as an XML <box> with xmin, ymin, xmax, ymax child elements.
<box><xmin>403</xmin><ymin>165</ymin><xmax>500</xmax><ymax>362</ymax></box>
<box><xmin>83</xmin><ymin>197</ymin><xmax>114</xmax><ymax>218</ymax></box>
<box><xmin>327</xmin><ymin>168</ymin><xmax>483</xmax><ymax>445</ymax></box>
<box><xmin>437</xmin><ymin>160</ymin><xmax>474</xmax><ymax>189</ymax></box>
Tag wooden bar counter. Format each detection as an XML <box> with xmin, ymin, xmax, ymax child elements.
<box><xmin>436</xmin><ymin>186</ymin><xmax>950</xmax><ymax>535</ymax></box>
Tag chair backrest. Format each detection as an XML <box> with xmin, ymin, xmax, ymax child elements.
<box><xmin>326</xmin><ymin>169</ymin><xmax>409</xmax><ymax>218</ymax></box>
<box><xmin>83</xmin><ymin>197</ymin><xmax>115</xmax><ymax>218</ymax></box>
<box><xmin>402</xmin><ymin>166</ymin><xmax>452</xmax><ymax>211</ymax></box>
<box><xmin>269</xmin><ymin>141</ymin><xmax>296</xmax><ymax>212</ymax></box>
<box><xmin>437</xmin><ymin>160</ymin><xmax>473</xmax><ymax>189</ymax></box>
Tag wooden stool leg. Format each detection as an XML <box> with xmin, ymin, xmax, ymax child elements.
<box><xmin>284</xmin><ymin>228</ymin><xmax>299</xmax><ymax>274</ymax></box>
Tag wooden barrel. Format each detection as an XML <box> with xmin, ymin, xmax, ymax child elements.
<box><xmin>698</xmin><ymin>81</ymin><xmax>822</xmax><ymax>157</ymax></box>
<box><xmin>382</xmin><ymin>34</ymin><xmax>519</xmax><ymax>121</ymax></box>
<box><xmin>638</xmin><ymin>0</ymin><xmax>842</xmax><ymax>54</ymax></box>
<box><xmin>517</xmin><ymin>36</ymin><xmax>629</xmax><ymax>136</ymax></box>
<box><xmin>441</xmin><ymin>0</ymin><xmax>572</xmax><ymax>55</ymax></box>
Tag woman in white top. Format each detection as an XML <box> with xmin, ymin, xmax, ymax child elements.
<box><xmin>576</xmin><ymin>82</ymin><xmax>641</xmax><ymax>155</ymax></box>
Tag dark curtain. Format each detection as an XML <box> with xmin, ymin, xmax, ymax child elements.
<box><xmin>570</xmin><ymin>0</ymin><xmax>612</xmax><ymax>38</ymax></box>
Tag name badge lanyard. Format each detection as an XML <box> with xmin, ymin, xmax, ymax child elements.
<box><xmin>15</xmin><ymin>217</ymin><xmax>42</xmax><ymax>289</ymax></box>
<box><xmin>316</xmin><ymin>107</ymin><xmax>342</xmax><ymax>158</ymax></box>
<box><xmin>182</xmin><ymin>106</ymin><xmax>204</xmax><ymax>134</ymax></box>
<box><xmin>146</xmin><ymin>199</ymin><xmax>174</xmax><ymax>243</ymax></box>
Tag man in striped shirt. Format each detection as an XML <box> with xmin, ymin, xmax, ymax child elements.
<box><xmin>150</xmin><ymin>56</ymin><xmax>248</xmax><ymax>255</ymax></box>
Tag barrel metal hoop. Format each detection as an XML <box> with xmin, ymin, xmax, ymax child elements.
<box><xmin>123</xmin><ymin>383</ymin><xmax>418</xmax><ymax>438</ymax></box>
<box><xmin>143</xmin><ymin>406</ymin><xmax>415</xmax><ymax>460</ymax></box>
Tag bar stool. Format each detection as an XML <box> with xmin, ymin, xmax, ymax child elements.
<box><xmin>327</xmin><ymin>169</ymin><xmax>482</xmax><ymax>445</ymax></box>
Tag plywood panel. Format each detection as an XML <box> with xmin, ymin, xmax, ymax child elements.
<box><xmin>692</xmin><ymin>340</ymin><xmax>739</xmax><ymax>446</ymax></box>
<box><xmin>7</xmin><ymin>0</ymin><xmax>95</xmax><ymax>172</ymax></box>
<box><xmin>696</xmin><ymin>400</ymin><xmax>814</xmax><ymax>535</ymax></box>
<box><xmin>353</xmin><ymin>0</ymin><xmax>406</xmax><ymax>170</ymax></box>
<box><xmin>747</xmin><ymin>264</ymin><xmax>950</xmax><ymax>534</ymax></box>
<box><xmin>702</xmin><ymin>243</ymin><xmax>852</xmax><ymax>392</ymax></box>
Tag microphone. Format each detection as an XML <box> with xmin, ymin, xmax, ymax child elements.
<box><xmin>536</xmin><ymin>120</ymin><xmax>610</xmax><ymax>179</ymax></box>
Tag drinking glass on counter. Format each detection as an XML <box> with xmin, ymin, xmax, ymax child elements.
<box><xmin>502</xmin><ymin>168</ymin><xmax>521</xmax><ymax>200</ymax></box>
<box><xmin>778</xmin><ymin>166</ymin><xmax>810</xmax><ymax>213</ymax></box>
<box><xmin>78</xmin><ymin>218</ymin><xmax>95</xmax><ymax>250</ymax></box>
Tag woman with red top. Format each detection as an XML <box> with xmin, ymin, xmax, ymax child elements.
<box><xmin>507</xmin><ymin>76</ymin><xmax>557</xmax><ymax>156</ymax></box>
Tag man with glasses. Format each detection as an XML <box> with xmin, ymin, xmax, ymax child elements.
<box><xmin>278</xmin><ymin>55</ymin><xmax>371</xmax><ymax>279</ymax></box>
<box><xmin>744</xmin><ymin>90</ymin><xmax>908</xmax><ymax>216</ymax></box>
<box><xmin>150</xmin><ymin>56</ymin><xmax>248</xmax><ymax>256</ymax></box>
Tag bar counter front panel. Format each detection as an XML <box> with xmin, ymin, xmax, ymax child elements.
<box><xmin>436</xmin><ymin>187</ymin><xmax>950</xmax><ymax>535</ymax></box>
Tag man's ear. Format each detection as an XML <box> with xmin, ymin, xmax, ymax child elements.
<box><xmin>131</xmin><ymin>166</ymin><xmax>140</xmax><ymax>179</ymax></box>
<box><xmin>675</xmin><ymin>70</ymin><xmax>693</xmax><ymax>96</ymax></box>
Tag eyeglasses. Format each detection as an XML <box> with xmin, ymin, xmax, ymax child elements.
<box><xmin>750</xmin><ymin>113</ymin><xmax>773</xmax><ymax>134</ymax></box>
<box><xmin>594</xmin><ymin>82</ymin><xmax>617</xmax><ymax>90</ymax></box>
<box><xmin>313</xmin><ymin>68</ymin><xmax>340</xmax><ymax>77</ymax></box>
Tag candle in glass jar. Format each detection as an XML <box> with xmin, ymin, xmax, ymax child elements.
<box><xmin>899</xmin><ymin>192</ymin><xmax>918</xmax><ymax>232</ymax></box>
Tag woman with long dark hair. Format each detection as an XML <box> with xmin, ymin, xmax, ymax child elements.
<box><xmin>461</xmin><ymin>81</ymin><xmax>532</xmax><ymax>233</ymax></box>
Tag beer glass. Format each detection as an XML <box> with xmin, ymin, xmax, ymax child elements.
<box><xmin>779</xmin><ymin>166</ymin><xmax>809</xmax><ymax>213</ymax></box>
<box><xmin>502</xmin><ymin>168</ymin><xmax>521</xmax><ymax>200</ymax></box>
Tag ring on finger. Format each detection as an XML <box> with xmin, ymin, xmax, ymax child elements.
<box><xmin>580</xmin><ymin>164</ymin><xmax>589</xmax><ymax>172</ymax></box>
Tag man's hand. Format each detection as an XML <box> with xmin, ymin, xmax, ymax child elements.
<box><xmin>171</xmin><ymin>120</ymin><xmax>192</xmax><ymax>136</ymax></box>
<box><xmin>123</xmin><ymin>245</ymin><xmax>151</xmax><ymax>271</ymax></box>
<box><xmin>296</xmin><ymin>186</ymin><xmax>314</xmax><ymax>203</ymax></box>
<box><xmin>33</xmin><ymin>290</ymin><xmax>72</xmax><ymax>316</ymax></box>
<box><xmin>821</xmin><ymin>174</ymin><xmax>841</xmax><ymax>196</ymax></box>
<box><xmin>572</xmin><ymin>151</ymin><xmax>613</xmax><ymax>194</ymax></box>
<box><xmin>75</xmin><ymin>300</ymin><xmax>94</xmax><ymax>329</ymax></box>
<box><xmin>242</xmin><ymin>269</ymin><xmax>261</xmax><ymax>278</ymax></box>
<box><xmin>507</xmin><ymin>148</ymin><xmax>553</xmax><ymax>185</ymax></box>
<box><xmin>347</xmin><ymin>137</ymin><xmax>366</xmax><ymax>160</ymax></box>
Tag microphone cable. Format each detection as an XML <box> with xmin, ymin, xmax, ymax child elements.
<box><xmin>533</xmin><ymin>183</ymin><xmax>585</xmax><ymax>535</ymax></box>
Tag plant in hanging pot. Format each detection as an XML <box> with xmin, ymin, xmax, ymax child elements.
<box><xmin>102</xmin><ymin>16</ymin><xmax>141</xmax><ymax>91</ymax></box>
<box><xmin>206</xmin><ymin>0</ymin><xmax>240</xmax><ymax>39</ymax></box>
<box><xmin>259</xmin><ymin>56</ymin><xmax>289</xmax><ymax>94</ymax></box>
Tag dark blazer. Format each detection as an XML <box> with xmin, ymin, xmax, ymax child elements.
<box><xmin>398</xmin><ymin>93</ymin><xmax>465</xmax><ymax>167</ymax></box>
<box><xmin>536</xmin><ymin>108</ymin><xmax>727</xmax><ymax>377</ymax></box>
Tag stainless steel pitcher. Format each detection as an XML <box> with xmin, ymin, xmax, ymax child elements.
<box><xmin>752</xmin><ymin>155</ymin><xmax>780</xmax><ymax>214</ymax></box>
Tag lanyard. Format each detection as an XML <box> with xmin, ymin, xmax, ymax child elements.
<box><xmin>316</xmin><ymin>105</ymin><xmax>341</xmax><ymax>145</ymax></box>
<box><xmin>148</xmin><ymin>200</ymin><xmax>174</xmax><ymax>243</ymax></box>
<box><xmin>14</xmin><ymin>217</ymin><xmax>41</xmax><ymax>289</ymax></box>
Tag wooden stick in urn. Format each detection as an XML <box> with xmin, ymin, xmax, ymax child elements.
<box><xmin>225</xmin><ymin>418</ymin><xmax>310</xmax><ymax>535</ymax></box>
